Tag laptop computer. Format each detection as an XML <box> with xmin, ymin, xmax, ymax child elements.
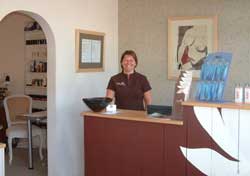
<box><xmin>147</xmin><ymin>105</ymin><xmax>172</xmax><ymax>118</ymax></box>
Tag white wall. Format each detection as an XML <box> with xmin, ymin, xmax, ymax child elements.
<box><xmin>0</xmin><ymin>0</ymin><xmax>118</xmax><ymax>176</ymax></box>
<box><xmin>0</xmin><ymin>13</ymin><xmax>33</xmax><ymax>94</ymax></box>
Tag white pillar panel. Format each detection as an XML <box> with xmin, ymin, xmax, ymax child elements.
<box><xmin>239</xmin><ymin>110</ymin><xmax>250</xmax><ymax>175</ymax></box>
<box><xmin>193</xmin><ymin>106</ymin><xmax>213</xmax><ymax>175</ymax></box>
<box><xmin>184</xmin><ymin>148</ymin><xmax>212</xmax><ymax>175</ymax></box>
<box><xmin>211</xmin><ymin>108</ymin><xmax>238</xmax><ymax>175</ymax></box>
<box><xmin>192</xmin><ymin>107</ymin><xmax>239</xmax><ymax>175</ymax></box>
<box><xmin>221</xmin><ymin>108</ymin><xmax>239</xmax><ymax>159</ymax></box>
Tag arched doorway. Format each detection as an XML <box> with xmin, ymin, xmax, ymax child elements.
<box><xmin>0</xmin><ymin>10</ymin><xmax>56</xmax><ymax>175</ymax></box>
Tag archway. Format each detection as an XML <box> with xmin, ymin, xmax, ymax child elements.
<box><xmin>0</xmin><ymin>10</ymin><xmax>56</xmax><ymax>174</ymax></box>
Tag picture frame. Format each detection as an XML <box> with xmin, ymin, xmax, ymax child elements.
<box><xmin>167</xmin><ymin>16</ymin><xmax>218</xmax><ymax>80</ymax></box>
<box><xmin>75</xmin><ymin>29</ymin><xmax>105</xmax><ymax>72</ymax></box>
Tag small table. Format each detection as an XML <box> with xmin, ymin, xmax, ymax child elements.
<box><xmin>21</xmin><ymin>111</ymin><xmax>47</xmax><ymax>169</ymax></box>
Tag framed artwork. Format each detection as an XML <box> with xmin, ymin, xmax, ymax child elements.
<box><xmin>167</xmin><ymin>16</ymin><xmax>218</xmax><ymax>80</ymax></box>
<box><xmin>75</xmin><ymin>29</ymin><xmax>105</xmax><ymax>72</ymax></box>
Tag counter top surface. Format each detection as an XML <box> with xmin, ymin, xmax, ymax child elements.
<box><xmin>182</xmin><ymin>100</ymin><xmax>250</xmax><ymax>110</ymax></box>
<box><xmin>81</xmin><ymin>109</ymin><xmax>183</xmax><ymax>126</ymax></box>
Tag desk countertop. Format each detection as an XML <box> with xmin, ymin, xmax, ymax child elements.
<box><xmin>182</xmin><ymin>100</ymin><xmax>250</xmax><ymax>110</ymax></box>
<box><xmin>81</xmin><ymin>109</ymin><xmax>183</xmax><ymax>126</ymax></box>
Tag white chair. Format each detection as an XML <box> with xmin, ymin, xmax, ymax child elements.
<box><xmin>3</xmin><ymin>95</ymin><xmax>43</xmax><ymax>164</ymax></box>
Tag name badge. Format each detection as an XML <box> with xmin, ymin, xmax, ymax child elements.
<box><xmin>116</xmin><ymin>82</ymin><xmax>126</xmax><ymax>86</ymax></box>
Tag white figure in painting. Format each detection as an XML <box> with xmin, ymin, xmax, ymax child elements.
<box><xmin>177</xmin><ymin>25</ymin><xmax>208</xmax><ymax>70</ymax></box>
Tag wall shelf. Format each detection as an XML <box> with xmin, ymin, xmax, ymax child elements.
<box><xmin>24</xmin><ymin>26</ymin><xmax>47</xmax><ymax>110</ymax></box>
<box><xmin>25</xmin><ymin>86</ymin><xmax>47</xmax><ymax>89</ymax></box>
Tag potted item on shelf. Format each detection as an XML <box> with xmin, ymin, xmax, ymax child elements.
<box><xmin>24</xmin><ymin>21</ymin><xmax>42</xmax><ymax>31</ymax></box>
<box><xmin>29</xmin><ymin>60</ymin><xmax>47</xmax><ymax>73</ymax></box>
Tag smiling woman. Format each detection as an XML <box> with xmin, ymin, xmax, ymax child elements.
<box><xmin>106</xmin><ymin>50</ymin><xmax>152</xmax><ymax>110</ymax></box>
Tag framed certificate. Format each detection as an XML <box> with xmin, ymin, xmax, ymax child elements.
<box><xmin>75</xmin><ymin>29</ymin><xmax>105</xmax><ymax>72</ymax></box>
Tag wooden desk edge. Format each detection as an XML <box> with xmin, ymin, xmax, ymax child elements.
<box><xmin>81</xmin><ymin>110</ymin><xmax>183</xmax><ymax>126</ymax></box>
<box><xmin>182</xmin><ymin>100</ymin><xmax>250</xmax><ymax>110</ymax></box>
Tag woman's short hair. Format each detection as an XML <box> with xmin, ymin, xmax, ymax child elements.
<box><xmin>120</xmin><ymin>50</ymin><xmax>138</xmax><ymax>67</ymax></box>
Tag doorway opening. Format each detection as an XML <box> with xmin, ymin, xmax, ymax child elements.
<box><xmin>0</xmin><ymin>10</ymin><xmax>55</xmax><ymax>175</ymax></box>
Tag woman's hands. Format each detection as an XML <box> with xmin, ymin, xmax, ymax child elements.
<box><xmin>106</xmin><ymin>89</ymin><xmax>115</xmax><ymax>99</ymax></box>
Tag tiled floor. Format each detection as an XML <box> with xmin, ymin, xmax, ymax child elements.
<box><xmin>5</xmin><ymin>148</ymin><xmax>47</xmax><ymax>176</ymax></box>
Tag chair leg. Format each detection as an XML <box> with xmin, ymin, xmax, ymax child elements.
<box><xmin>39</xmin><ymin>133</ymin><xmax>44</xmax><ymax>160</ymax></box>
<box><xmin>8</xmin><ymin>137</ymin><xmax>13</xmax><ymax>165</ymax></box>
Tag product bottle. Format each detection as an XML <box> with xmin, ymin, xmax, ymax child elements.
<box><xmin>33</xmin><ymin>60</ymin><xmax>37</xmax><ymax>72</ymax></box>
<box><xmin>30</xmin><ymin>62</ymin><xmax>34</xmax><ymax>72</ymax></box>
<box><xmin>235</xmin><ymin>84</ymin><xmax>243</xmax><ymax>103</ymax></box>
<box><xmin>42</xmin><ymin>77</ymin><xmax>47</xmax><ymax>87</ymax></box>
<box><xmin>244</xmin><ymin>84</ymin><xmax>250</xmax><ymax>104</ymax></box>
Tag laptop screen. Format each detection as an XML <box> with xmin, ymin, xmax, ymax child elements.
<box><xmin>147</xmin><ymin>105</ymin><xmax>172</xmax><ymax>116</ymax></box>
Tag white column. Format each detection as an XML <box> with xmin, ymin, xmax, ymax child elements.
<box><xmin>239</xmin><ymin>110</ymin><xmax>250</xmax><ymax>175</ymax></box>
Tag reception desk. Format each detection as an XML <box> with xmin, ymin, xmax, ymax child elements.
<box><xmin>181</xmin><ymin>101</ymin><xmax>250</xmax><ymax>176</ymax></box>
<box><xmin>82</xmin><ymin>103</ymin><xmax>250</xmax><ymax>176</ymax></box>
<box><xmin>82</xmin><ymin>110</ymin><xmax>185</xmax><ymax>176</ymax></box>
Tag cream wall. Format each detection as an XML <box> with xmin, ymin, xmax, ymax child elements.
<box><xmin>0</xmin><ymin>13</ymin><xmax>33</xmax><ymax>94</ymax></box>
<box><xmin>119</xmin><ymin>0</ymin><xmax>250</xmax><ymax>105</ymax></box>
<box><xmin>0</xmin><ymin>0</ymin><xmax>118</xmax><ymax>176</ymax></box>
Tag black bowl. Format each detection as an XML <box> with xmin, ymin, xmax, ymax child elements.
<box><xmin>82</xmin><ymin>97</ymin><xmax>113</xmax><ymax>112</ymax></box>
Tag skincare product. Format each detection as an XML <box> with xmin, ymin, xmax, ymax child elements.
<box><xmin>235</xmin><ymin>84</ymin><xmax>243</xmax><ymax>103</ymax></box>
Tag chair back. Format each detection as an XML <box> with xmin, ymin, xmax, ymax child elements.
<box><xmin>3</xmin><ymin>95</ymin><xmax>32</xmax><ymax>127</ymax></box>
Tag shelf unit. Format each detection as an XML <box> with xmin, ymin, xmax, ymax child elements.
<box><xmin>24</xmin><ymin>29</ymin><xmax>47</xmax><ymax>110</ymax></box>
